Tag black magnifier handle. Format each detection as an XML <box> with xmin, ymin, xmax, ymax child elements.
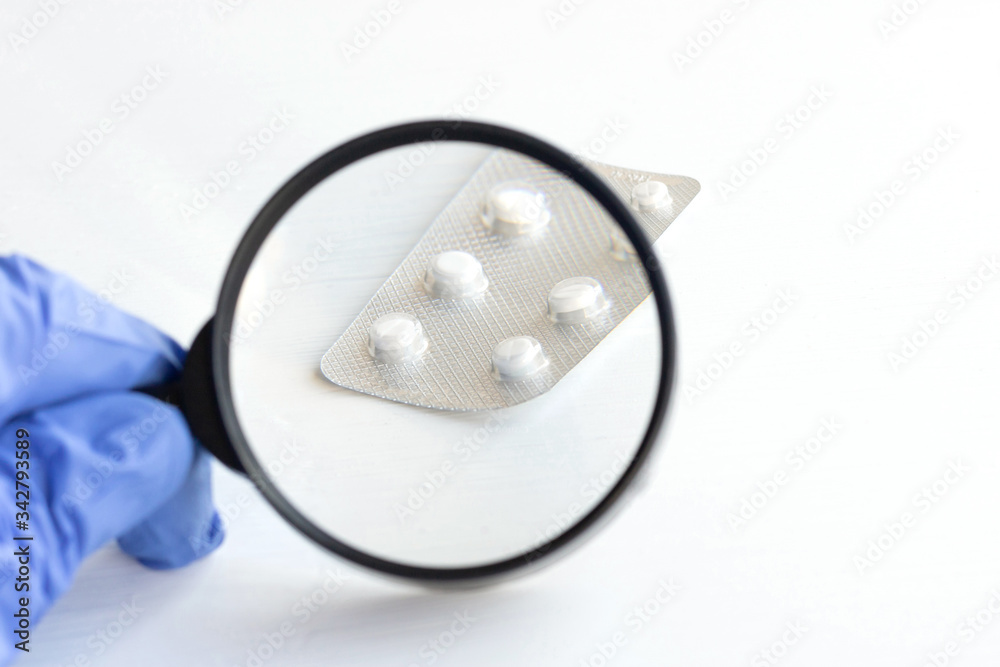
<box><xmin>134</xmin><ymin>319</ymin><xmax>245</xmax><ymax>473</ymax></box>
<box><xmin>136</xmin><ymin>378</ymin><xmax>182</xmax><ymax>406</ymax></box>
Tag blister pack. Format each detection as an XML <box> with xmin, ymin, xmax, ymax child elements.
<box><xmin>320</xmin><ymin>149</ymin><xmax>698</xmax><ymax>411</ymax></box>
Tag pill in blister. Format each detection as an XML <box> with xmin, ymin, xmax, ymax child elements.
<box><xmin>321</xmin><ymin>150</ymin><xmax>701</xmax><ymax>410</ymax></box>
<box><xmin>481</xmin><ymin>181</ymin><xmax>551</xmax><ymax>236</ymax></box>
<box><xmin>423</xmin><ymin>250</ymin><xmax>489</xmax><ymax>299</ymax></box>
<box><xmin>367</xmin><ymin>313</ymin><xmax>428</xmax><ymax>363</ymax></box>
<box><xmin>547</xmin><ymin>277</ymin><xmax>609</xmax><ymax>324</ymax></box>
<box><xmin>630</xmin><ymin>180</ymin><xmax>671</xmax><ymax>212</ymax></box>
<box><xmin>491</xmin><ymin>336</ymin><xmax>549</xmax><ymax>381</ymax></box>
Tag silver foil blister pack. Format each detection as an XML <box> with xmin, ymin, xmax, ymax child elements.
<box><xmin>320</xmin><ymin>149</ymin><xmax>698</xmax><ymax>411</ymax></box>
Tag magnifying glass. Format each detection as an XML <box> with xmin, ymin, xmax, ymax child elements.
<box><xmin>145</xmin><ymin>121</ymin><xmax>676</xmax><ymax>585</ymax></box>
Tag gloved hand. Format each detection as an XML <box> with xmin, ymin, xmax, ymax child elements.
<box><xmin>0</xmin><ymin>255</ymin><xmax>224</xmax><ymax>665</ymax></box>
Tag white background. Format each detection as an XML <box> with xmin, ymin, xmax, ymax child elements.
<box><xmin>3</xmin><ymin>0</ymin><xmax>1000</xmax><ymax>665</ymax></box>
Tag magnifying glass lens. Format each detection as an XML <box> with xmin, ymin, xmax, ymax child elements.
<box><xmin>225</xmin><ymin>139</ymin><xmax>664</xmax><ymax>573</ymax></box>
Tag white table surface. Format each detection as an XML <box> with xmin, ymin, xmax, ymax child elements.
<box><xmin>3</xmin><ymin>0</ymin><xmax>1000</xmax><ymax>665</ymax></box>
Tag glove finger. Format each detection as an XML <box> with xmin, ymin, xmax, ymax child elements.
<box><xmin>0</xmin><ymin>391</ymin><xmax>213</xmax><ymax>610</ymax></box>
<box><xmin>0</xmin><ymin>254</ymin><xmax>186</xmax><ymax>423</ymax></box>
<box><xmin>118</xmin><ymin>445</ymin><xmax>224</xmax><ymax>570</ymax></box>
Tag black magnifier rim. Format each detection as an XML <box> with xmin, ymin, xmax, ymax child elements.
<box><xmin>213</xmin><ymin>120</ymin><xmax>676</xmax><ymax>583</ymax></box>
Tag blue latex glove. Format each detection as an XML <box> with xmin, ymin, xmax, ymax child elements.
<box><xmin>0</xmin><ymin>255</ymin><xmax>224</xmax><ymax>665</ymax></box>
